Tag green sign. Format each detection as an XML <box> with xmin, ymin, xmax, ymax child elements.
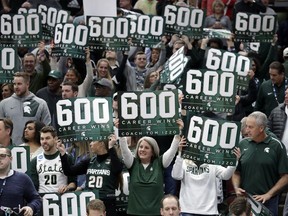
<box><xmin>203</xmin><ymin>28</ymin><xmax>232</xmax><ymax>39</ymax></box>
<box><xmin>118</xmin><ymin>90</ymin><xmax>180</xmax><ymax>137</ymax></box>
<box><xmin>0</xmin><ymin>47</ymin><xmax>18</xmax><ymax>83</ymax></box>
<box><xmin>160</xmin><ymin>46</ymin><xmax>188</xmax><ymax>86</ymax></box>
<box><xmin>234</xmin><ymin>13</ymin><xmax>277</xmax><ymax>42</ymax></box>
<box><xmin>40</xmin><ymin>190</ymin><xmax>98</xmax><ymax>216</ymax></box>
<box><xmin>87</xmin><ymin>16</ymin><xmax>130</xmax><ymax>51</ymax></box>
<box><xmin>247</xmin><ymin>194</ymin><xmax>273</xmax><ymax>216</ymax></box>
<box><xmin>182</xmin><ymin>68</ymin><xmax>237</xmax><ymax>113</ymax></box>
<box><xmin>9</xmin><ymin>146</ymin><xmax>30</xmax><ymax>175</ymax></box>
<box><xmin>115</xmin><ymin>171</ymin><xmax>129</xmax><ymax>214</ymax></box>
<box><xmin>182</xmin><ymin>113</ymin><xmax>240</xmax><ymax>166</ymax></box>
<box><xmin>37</xmin><ymin>4</ymin><xmax>70</xmax><ymax>39</ymax></box>
<box><xmin>51</xmin><ymin>23</ymin><xmax>88</xmax><ymax>59</ymax></box>
<box><xmin>203</xmin><ymin>48</ymin><xmax>250</xmax><ymax>91</ymax></box>
<box><xmin>126</xmin><ymin>14</ymin><xmax>165</xmax><ymax>48</ymax></box>
<box><xmin>163</xmin><ymin>5</ymin><xmax>205</xmax><ymax>38</ymax></box>
<box><xmin>0</xmin><ymin>13</ymin><xmax>42</xmax><ymax>47</ymax></box>
<box><xmin>18</xmin><ymin>5</ymin><xmax>70</xmax><ymax>40</ymax></box>
<box><xmin>56</xmin><ymin>97</ymin><xmax>114</xmax><ymax>142</ymax></box>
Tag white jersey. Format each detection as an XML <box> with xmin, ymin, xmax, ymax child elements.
<box><xmin>36</xmin><ymin>153</ymin><xmax>68</xmax><ymax>193</ymax></box>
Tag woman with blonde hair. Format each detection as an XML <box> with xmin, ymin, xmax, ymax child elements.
<box><xmin>204</xmin><ymin>0</ymin><xmax>232</xmax><ymax>31</ymax></box>
<box><xmin>118</xmin><ymin>119</ymin><xmax>185</xmax><ymax>215</ymax></box>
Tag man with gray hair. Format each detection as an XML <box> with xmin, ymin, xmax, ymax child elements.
<box><xmin>232</xmin><ymin>111</ymin><xmax>288</xmax><ymax>216</ymax></box>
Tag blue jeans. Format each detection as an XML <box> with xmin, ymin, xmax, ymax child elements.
<box><xmin>264</xmin><ymin>195</ymin><xmax>279</xmax><ymax>216</ymax></box>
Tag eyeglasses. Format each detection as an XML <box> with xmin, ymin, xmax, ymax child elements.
<box><xmin>0</xmin><ymin>154</ymin><xmax>11</xmax><ymax>159</ymax></box>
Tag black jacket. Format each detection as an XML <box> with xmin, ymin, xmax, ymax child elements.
<box><xmin>268</xmin><ymin>103</ymin><xmax>287</xmax><ymax>140</ymax></box>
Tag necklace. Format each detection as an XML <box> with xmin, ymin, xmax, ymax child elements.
<box><xmin>272</xmin><ymin>79</ymin><xmax>287</xmax><ymax>105</ymax></box>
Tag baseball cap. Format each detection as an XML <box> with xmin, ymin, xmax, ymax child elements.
<box><xmin>93</xmin><ymin>78</ymin><xmax>113</xmax><ymax>90</ymax></box>
<box><xmin>48</xmin><ymin>70</ymin><xmax>62</xmax><ymax>79</ymax></box>
<box><xmin>283</xmin><ymin>47</ymin><xmax>288</xmax><ymax>57</ymax></box>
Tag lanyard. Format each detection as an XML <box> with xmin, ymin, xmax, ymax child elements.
<box><xmin>272</xmin><ymin>79</ymin><xmax>287</xmax><ymax>105</ymax></box>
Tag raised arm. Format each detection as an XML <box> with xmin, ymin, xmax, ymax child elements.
<box><xmin>78</xmin><ymin>48</ymin><xmax>93</xmax><ymax>97</ymax></box>
<box><xmin>119</xmin><ymin>137</ymin><xmax>134</xmax><ymax>169</ymax></box>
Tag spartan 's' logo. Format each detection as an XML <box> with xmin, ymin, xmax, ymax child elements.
<box><xmin>23</xmin><ymin>102</ymin><xmax>32</xmax><ymax>114</ymax></box>
<box><xmin>23</xmin><ymin>100</ymin><xmax>40</xmax><ymax>117</ymax></box>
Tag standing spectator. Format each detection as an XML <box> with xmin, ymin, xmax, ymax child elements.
<box><xmin>0</xmin><ymin>145</ymin><xmax>42</xmax><ymax>216</ymax></box>
<box><xmin>57</xmin><ymin>134</ymin><xmax>123</xmax><ymax>216</ymax></box>
<box><xmin>134</xmin><ymin>0</ymin><xmax>157</xmax><ymax>15</ymax></box>
<box><xmin>202</xmin><ymin>0</ymin><xmax>236</xmax><ymax>20</ymax></box>
<box><xmin>172</xmin><ymin>141</ymin><xmax>240</xmax><ymax>215</ymax></box>
<box><xmin>22</xmin><ymin>50</ymin><xmax>51</xmax><ymax>94</ymax></box>
<box><xmin>1</xmin><ymin>83</ymin><xmax>14</xmax><ymax>99</ymax></box>
<box><xmin>268</xmin><ymin>89</ymin><xmax>288</xmax><ymax>216</ymax></box>
<box><xmin>36</xmin><ymin>70</ymin><xmax>62</xmax><ymax>128</ymax></box>
<box><xmin>283</xmin><ymin>47</ymin><xmax>288</xmax><ymax>77</ymax></box>
<box><xmin>255</xmin><ymin>61</ymin><xmax>286</xmax><ymax>117</ymax></box>
<box><xmin>61</xmin><ymin>81</ymin><xmax>79</xmax><ymax>99</ymax></box>
<box><xmin>20</xmin><ymin>120</ymin><xmax>45</xmax><ymax>160</ymax></box>
<box><xmin>232</xmin><ymin>111</ymin><xmax>288</xmax><ymax>216</ymax></box>
<box><xmin>124</xmin><ymin>47</ymin><xmax>166</xmax><ymax>91</ymax></box>
<box><xmin>160</xmin><ymin>194</ymin><xmax>181</xmax><ymax>216</ymax></box>
<box><xmin>0</xmin><ymin>72</ymin><xmax>51</xmax><ymax>145</ymax></box>
<box><xmin>118</xmin><ymin>120</ymin><xmax>184</xmax><ymax>215</ymax></box>
<box><xmin>268</xmin><ymin>87</ymin><xmax>288</xmax><ymax>151</ymax></box>
<box><xmin>204</xmin><ymin>0</ymin><xmax>232</xmax><ymax>31</ymax></box>
<box><xmin>86</xmin><ymin>199</ymin><xmax>106</xmax><ymax>216</ymax></box>
<box><xmin>0</xmin><ymin>118</ymin><xmax>13</xmax><ymax>147</ymax></box>
<box><xmin>63</xmin><ymin>48</ymin><xmax>93</xmax><ymax>97</ymax></box>
<box><xmin>30</xmin><ymin>126</ymin><xmax>76</xmax><ymax>194</ymax></box>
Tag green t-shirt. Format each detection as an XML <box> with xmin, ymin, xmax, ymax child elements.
<box><xmin>127</xmin><ymin>157</ymin><xmax>164</xmax><ymax>216</ymax></box>
<box><xmin>237</xmin><ymin>136</ymin><xmax>288</xmax><ymax>195</ymax></box>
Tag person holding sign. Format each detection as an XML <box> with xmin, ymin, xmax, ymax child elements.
<box><xmin>171</xmin><ymin>141</ymin><xmax>241</xmax><ymax>215</ymax></box>
<box><xmin>118</xmin><ymin>119</ymin><xmax>185</xmax><ymax>216</ymax></box>
<box><xmin>232</xmin><ymin>111</ymin><xmax>288</xmax><ymax>216</ymax></box>
<box><xmin>30</xmin><ymin>126</ymin><xmax>77</xmax><ymax>194</ymax></box>
<box><xmin>0</xmin><ymin>145</ymin><xmax>42</xmax><ymax>216</ymax></box>
<box><xmin>57</xmin><ymin>134</ymin><xmax>123</xmax><ymax>216</ymax></box>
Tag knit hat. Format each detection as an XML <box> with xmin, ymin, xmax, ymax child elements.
<box><xmin>136</xmin><ymin>136</ymin><xmax>160</xmax><ymax>159</ymax></box>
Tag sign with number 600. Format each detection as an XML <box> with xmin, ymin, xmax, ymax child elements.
<box><xmin>182</xmin><ymin>114</ymin><xmax>240</xmax><ymax>166</ymax></box>
<box><xmin>204</xmin><ymin>48</ymin><xmax>250</xmax><ymax>90</ymax></box>
<box><xmin>234</xmin><ymin>12</ymin><xmax>277</xmax><ymax>42</ymax></box>
<box><xmin>182</xmin><ymin>69</ymin><xmax>236</xmax><ymax>113</ymax></box>
<box><xmin>118</xmin><ymin>90</ymin><xmax>179</xmax><ymax>136</ymax></box>
<box><xmin>56</xmin><ymin>97</ymin><xmax>113</xmax><ymax>142</ymax></box>
<box><xmin>0</xmin><ymin>47</ymin><xmax>17</xmax><ymax>83</ymax></box>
